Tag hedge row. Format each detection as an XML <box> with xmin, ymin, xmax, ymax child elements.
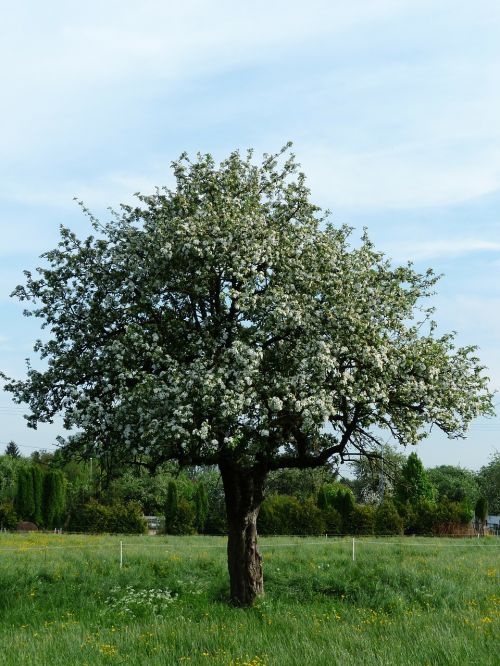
<box><xmin>68</xmin><ymin>500</ymin><xmax>147</xmax><ymax>534</ymax></box>
<box><xmin>258</xmin><ymin>495</ymin><xmax>472</xmax><ymax>536</ymax></box>
<box><xmin>258</xmin><ymin>495</ymin><xmax>404</xmax><ymax>535</ymax></box>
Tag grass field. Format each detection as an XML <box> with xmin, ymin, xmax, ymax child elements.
<box><xmin>0</xmin><ymin>533</ymin><xmax>498</xmax><ymax>665</ymax></box>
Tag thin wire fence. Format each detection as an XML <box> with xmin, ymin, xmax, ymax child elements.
<box><xmin>1</xmin><ymin>534</ymin><xmax>499</xmax><ymax>555</ymax></box>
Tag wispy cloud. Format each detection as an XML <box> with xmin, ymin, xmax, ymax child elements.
<box><xmin>299</xmin><ymin>138</ymin><xmax>500</xmax><ymax>209</ymax></box>
<box><xmin>1</xmin><ymin>1</ymin><xmax>500</xmax><ymax>467</ymax></box>
<box><xmin>385</xmin><ymin>238</ymin><xmax>500</xmax><ymax>262</ymax></box>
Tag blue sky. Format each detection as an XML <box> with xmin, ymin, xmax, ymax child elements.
<box><xmin>1</xmin><ymin>1</ymin><xmax>499</xmax><ymax>469</ymax></box>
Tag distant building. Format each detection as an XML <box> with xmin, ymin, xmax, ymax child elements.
<box><xmin>486</xmin><ymin>515</ymin><xmax>500</xmax><ymax>535</ymax></box>
<box><xmin>144</xmin><ymin>515</ymin><xmax>163</xmax><ymax>533</ymax></box>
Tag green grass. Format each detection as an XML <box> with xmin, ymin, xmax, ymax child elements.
<box><xmin>0</xmin><ymin>533</ymin><xmax>498</xmax><ymax>665</ymax></box>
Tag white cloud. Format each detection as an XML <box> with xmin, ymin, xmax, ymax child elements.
<box><xmin>1</xmin><ymin>0</ymin><xmax>500</xmax><ymax>212</ymax></box>
<box><xmin>383</xmin><ymin>238</ymin><xmax>500</xmax><ymax>262</ymax></box>
<box><xmin>0</xmin><ymin>1</ymin><xmax>409</xmax><ymax>157</ymax></box>
<box><xmin>300</xmin><ymin>142</ymin><xmax>500</xmax><ymax>210</ymax></box>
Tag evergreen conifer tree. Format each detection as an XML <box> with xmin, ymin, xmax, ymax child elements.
<box><xmin>15</xmin><ymin>467</ymin><xmax>35</xmax><ymax>521</ymax></box>
<box><xmin>31</xmin><ymin>465</ymin><xmax>44</xmax><ymax>526</ymax></box>
<box><xmin>194</xmin><ymin>482</ymin><xmax>208</xmax><ymax>533</ymax></box>
<box><xmin>43</xmin><ymin>470</ymin><xmax>66</xmax><ymax>528</ymax></box>
<box><xmin>5</xmin><ymin>441</ymin><xmax>20</xmax><ymax>458</ymax></box>
<box><xmin>164</xmin><ymin>481</ymin><xmax>178</xmax><ymax>534</ymax></box>
<box><xmin>395</xmin><ymin>452</ymin><xmax>436</xmax><ymax>506</ymax></box>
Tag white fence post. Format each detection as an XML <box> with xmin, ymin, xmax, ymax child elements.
<box><xmin>352</xmin><ymin>537</ymin><xmax>355</xmax><ymax>562</ymax></box>
<box><xmin>120</xmin><ymin>540</ymin><xmax>123</xmax><ymax>569</ymax></box>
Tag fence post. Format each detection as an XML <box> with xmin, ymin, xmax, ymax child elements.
<box><xmin>120</xmin><ymin>540</ymin><xmax>123</xmax><ymax>569</ymax></box>
<box><xmin>352</xmin><ymin>537</ymin><xmax>355</xmax><ymax>562</ymax></box>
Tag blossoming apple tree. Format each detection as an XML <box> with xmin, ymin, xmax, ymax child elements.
<box><xmin>3</xmin><ymin>146</ymin><xmax>493</xmax><ymax>605</ymax></box>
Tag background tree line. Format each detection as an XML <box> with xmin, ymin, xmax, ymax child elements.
<box><xmin>0</xmin><ymin>442</ymin><xmax>498</xmax><ymax>534</ymax></box>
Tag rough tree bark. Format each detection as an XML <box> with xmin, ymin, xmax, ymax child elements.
<box><xmin>220</xmin><ymin>463</ymin><xmax>266</xmax><ymax>607</ymax></box>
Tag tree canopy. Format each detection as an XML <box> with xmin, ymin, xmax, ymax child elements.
<box><xmin>395</xmin><ymin>452</ymin><xmax>436</xmax><ymax>506</ymax></box>
<box><xmin>426</xmin><ymin>464</ymin><xmax>479</xmax><ymax>508</ymax></box>
<box><xmin>477</xmin><ymin>452</ymin><xmax>500</xmax><ymax>514</ymax></box>
<box><xmin>2</xmin><ymin>145</ymin><xmax>494</xmax><ymax>604</ymax></box>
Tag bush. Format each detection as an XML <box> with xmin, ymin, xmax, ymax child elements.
<box><xmin>324</xmin><ymin>484</ymin><xmax>355</xmax><ymax>532</ymax></box>
<box><xmin>295</xmin><ymin>498</ymin><xmax>326</xmax><ymax>535</ymax></box>
<box><xmin>163</xmin><ymin>479</ymin><xmax>196</xmax><ymax>535</ymax></box>
<box><xmin>400</xmin><ymin>499</ymin><xmax>473</xmax><ymax>535</ymax></box>
<box><xmin>70</xmin><ymin>500</ymin><xmax>147</xmax><ymax>534</ymax></box>
<box><xmin>111</xmin><ymin>502</ymin><xmax>148</xmax><ymax>534</ymax></box>
<box><xmin>433</xmin><ymin>500</ymin><xmax>473</xmax><ymax>535</ymax></box>
<box><xmin>0</xmin><ymin>501</ymin><xmax>18</xmax><ymax>530</ymax></box>
<box><xmin>348</xmin><ymin>504</ymin><xmax>375</xmax><ymax>535</ymax></box>
<box><xmin>259</xmin><ymin>495</ymin><xmax>325</xmax><ymax>535</ymax></box>
<box><xmin>259</xmin><ymin>495</ymin><xmax>296</xmax><ymax>535</ymax></box>
<box><xmin>323</xmin><ymin>506</ymin><xmax>342</xmax><ymax>535</ymax></box>
<box><xmin>166</xmin><ymin>498</ymin><xmax>196</xmax><ymax>535</ymax></box>
<box><xmin>402</xmin><ymin>500</ymin><xmax>436</xmax><ymax>535</ymax></box>
<box><xmin>375</xmin><ymin>501</ymin><xmax>403</xmax><ymax>535</ymax></box>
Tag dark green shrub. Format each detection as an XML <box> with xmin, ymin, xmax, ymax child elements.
<box><xmin>317</xmin><ymin>486</ymin><xmax>328</xmax><ymax>510</ymax></box>
<box><xmin>69</xmin><ymin>500</ymin><xmax>146</xmax><ymax>534</ymax></box>
<box><xmin>111</xmin><ymin>501</ymin><xmax>148</xmax><ymax>534</ymax></box>
<box><xmin>323</xmin><ymin>506</ymin><xmax>342</xmax><ymax>535</ymax></box>
<box><xmin>173</xmin><ymin>498</ymin><xmax>196</xmax><ymax>535</ymax></box>
<box><xmin>375</xmin><ymin>501</ymin><xmax>403</xmax><ymax>535</ymax></box>
<box><xmin>74</xmin><ymin>500</ymin><xmax>110</xmax><ymax>532</ymax></box>
<box><xmin>475</xmin><ymin>497</ymin><xmax>488</xmax><ymax>523</ymax></box>
<box><xmin>402</xmin><ymin>500</ymin><xmax>436</xmax><ymax>534</ymax></box>
<box><xmin>259</xmin><ymin>495</ymin><xmax>295</xmax><ymax>535</ymax></box>
<box><xmin>348</xmin><ymin>504</ymin><xmax>375</xmax><ymax>535</ymax></box>
<box><xmin>327</xmin><ymin>484</ymin><xmax>355</xmax><ymax>532</ymax></box>
<box><xmin>0</xmin><ymin>501</ymin><xmax>18</xmax><ymax>529</ymax></box>
<box><xmin>294</xmin><ymin>498</ymin><xmax>326</xmax><ymax>535</ymax></box>
<box><xmin>259</xmin><ymin>495</ymin><xmax>325</xmax><ymax>535</ymax></box>
<box><xmin>433</xmin><ymin>500</ymin><xmax>472</xmax><ymax>534</ymax></box>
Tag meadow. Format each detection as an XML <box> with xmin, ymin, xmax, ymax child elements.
<box><xmin>0</xmin><ymin>533</ymin><xmax>498</xmax><ymax>665</ymax></box>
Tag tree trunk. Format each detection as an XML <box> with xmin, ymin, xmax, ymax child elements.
<box><xmin>220</xmin><ymin>463</ymin><xmax>266</xmax><ymax>607</ymax></box>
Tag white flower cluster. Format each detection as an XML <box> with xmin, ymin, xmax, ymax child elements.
<box><xmin>104</xmin><ymin>585</ymin><xmax>177</xmax><ymax>617</ymax></box>
<box><xmin>6</xmin><ymin>147</ymin><xmax>493</xmax><ymax>468</ymax></box>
